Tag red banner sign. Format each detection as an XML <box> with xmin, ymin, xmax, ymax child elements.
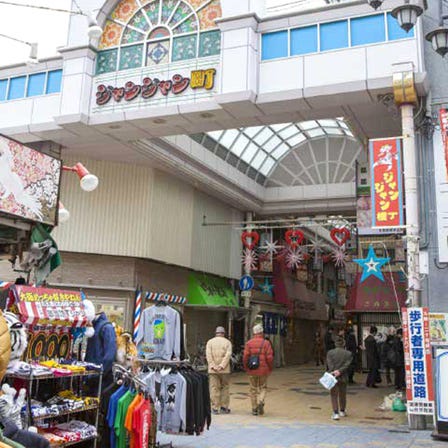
<box><xmin>370</xmin><ymin>138</ymin><xmax>404</xmax><ymax>228</ymax></box>
<box><xmin>403</xmin><ymin>307</ymin><xmax>434</xmax><ymax>415</ymax></box>
<box><xmin>9</xmin><ymin>286</ymin><xmax>88</xmax><ymax>328</ymax></box>
<box><xmin>439</xmin><ymin>109</ymin><xmax>448</xmax><ymax>181</ymax></box>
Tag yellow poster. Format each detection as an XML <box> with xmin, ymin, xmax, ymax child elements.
<box><xmin>430</xmin><ymin>313</ymin><xmax>448</xmax><ymax>344</ymax></box>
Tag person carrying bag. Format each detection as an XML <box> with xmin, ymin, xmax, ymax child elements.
<box><xmin>243</xmin><ymin>325</ymin><xmax>274</xmax><ymax>416</ymax></box>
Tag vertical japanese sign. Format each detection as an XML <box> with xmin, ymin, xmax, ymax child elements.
<box><xmin>369</xmin><ymin>138</ymin><xmax>404</xmax><ymax>228</ymax></box>
<box><xmin>439</xmin><ymin>109</ymin><xmax>448</xmax><ymax>181</ymax></box>
<box><xmin>403</xmin><ymin>307</ymin><xmax>435</xmax><ymax>415</ymax></box>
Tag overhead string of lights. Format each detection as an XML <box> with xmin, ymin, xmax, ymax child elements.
<box><xmin>367</xmin><ymin>0</ymin><xmax>448</xmax><ymax>57</ymax></box>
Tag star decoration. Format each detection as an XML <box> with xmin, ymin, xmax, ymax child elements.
<box><xmin>285</xmin><ymin>247</ymin><xmax>303</xmax><ymax>270</ymax></box>
<box><xmin>242</xmin><ymin>248</ymin><xmax>258</xmax><ymax>272</ymax></box>
<box><xmin>260</xmin><ymin>240</ymin><xmax>283</xmax><ymax>255</ymax></box>
<box><xmin>353</xmin><ymin>245</ymin><xmax>390</xmax><ymax>283</ymax></box>
<box><xmin>309</xmin><ymin>239</ymin><xmax>325</xmax><ymax>254</ymax></box>
<box><xmin>332</xmin><ymin>248</ymin><xmax>349</xmax><ymax>268</ymax></box>
<box><xmin>259</xmin><ymin>277</ymin><xmax>274</xmax><ymax>296</ymax></box>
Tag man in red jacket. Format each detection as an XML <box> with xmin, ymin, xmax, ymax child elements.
<box><xmin>243</xmin><ymin>324</ymin><xmax>274</xmax><ymax>416</ymax></box>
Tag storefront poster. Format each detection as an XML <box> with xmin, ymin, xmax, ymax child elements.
<box><xmin>439</xmin><ymin>109</ymin><xmax>448</xmax><ymax>181</ymax></box>
<box><xmin>0</xmin><ymin>135</ymin><xmax>61</xmax><ymax>225</ymax></box>
<box><xmin>430</xmin><ymin>313</ymin><xmax>448</xmax><ymax>345</ymax></box>
<box><xmin>403</xmin><ymin>307</ymin><xmax>435</xmax><ymax>415</ymax></box>
<box><xmin>188</xmin><ymin>274</ymin><xmax>238</xmax><ymax>307</ymax></box>
<box><xmin>369</xmin><ymin>138</ymin><xmax>404</xmax><ymax>229</ymax></box>
<box><xmin>9</xmin><ymin>285</ymin><xmax>88</xmax><ymax>327</ymax></box>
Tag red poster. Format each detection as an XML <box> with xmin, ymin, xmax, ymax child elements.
<box><xmin>439</xmin><ymin>109</ymin><xmax>448</xmax><ymax>181</ymax></box>
<box><xmin>369</xmin><ymin>138</ymin><xmax>404</xmax><ymax>228</ymax></box>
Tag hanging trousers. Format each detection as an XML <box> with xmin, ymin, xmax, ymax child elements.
<box><xmin>209</xmin><ymin>373</ymin><xmax>230</xmax><ymax>410</ymax></box>
<box><xmin>249</xmin><ymin>375</ymin><xmax>268</xmax><ymax>410</ymax></box>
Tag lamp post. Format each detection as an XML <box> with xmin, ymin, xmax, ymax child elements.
<box><xmin>425</xmin><ymin>1</ymin><xmax>448</xmax><ymax>57</ymax></box>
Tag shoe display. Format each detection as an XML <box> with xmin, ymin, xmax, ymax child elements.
<box><xmin>332</xmin><ymin>413</ymin><xmax>340</xmax><ymax>420</ymax></box>
<box><xmin>258</xmin><ymin>403</ymin><xmax>264</xmax><ymax>416</ymax></box>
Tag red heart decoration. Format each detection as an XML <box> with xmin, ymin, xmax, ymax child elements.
<box><xmin>285</xmin><ymin>229</ymin><xmax>304</xmax><ymax>248</ymax></box>
<box><xmin>241</xmin><ymin>231</ymin><xmax>259</xmax><ymax>250</ymax></box>
<box><xmin>330</xmin><ymin>228</ymin><xmax>351</xmax><ymax>247</ymax></box>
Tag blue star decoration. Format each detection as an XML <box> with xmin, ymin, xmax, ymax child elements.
<box><xmin>354</xmin><ymin>245</ymin><xmax>390</xmax><ymax>283</ymax></box>
<box><xmin>259</xmin><ymin>277</ymin><xmax>274</xmax><ymax>296</ymax></box>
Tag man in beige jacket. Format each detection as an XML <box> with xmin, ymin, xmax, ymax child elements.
<box><xmin>206</xmin><ymin>326</ymin><xmax>232</xmax><ymax>414</ymax></box>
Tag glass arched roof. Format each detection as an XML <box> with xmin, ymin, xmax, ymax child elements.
<box><xmin>190</xmin><ymin>118</ymin><xmax>355</xmax><ymax>186</ymax></box>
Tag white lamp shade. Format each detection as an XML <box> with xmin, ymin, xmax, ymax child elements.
<box><xmin>88</xmin><ymin>25</ymin><xmax>103</xmax><ymax>39</ymax></box>
<box><xmin>80</xmin><ymin>173</ymin><xmax>99</xmax><ymax>192</ymax></box>
<box><xmin>426</xmin><ymin>28</ymin><xmax>448</xmax><ymax>57</ymax></box>
<box><xmin>392</xmin><ymin>4</ymin><xmax>423</xmax><ymax>33</ymax></box>
<box><xmin>58</xmin><ymin>203</ymin><xmax>70</xmax><ymax>223</ymax></box>
<box><xmin>367</xmin><ymin>0</ymin><xmax>384</xmax><ymax>10</ymax></box>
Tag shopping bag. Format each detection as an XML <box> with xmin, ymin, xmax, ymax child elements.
<box><xmin>319</xmin><ymin>372</ymin><xmax>337</xmax><ymax>390</ymax></box>
<box><xmin>392</xmin><ymin>397</ymin><xmax>407</xmax><ymax>412</ymax></box>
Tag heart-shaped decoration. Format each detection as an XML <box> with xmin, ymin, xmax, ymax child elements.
<box><xmin>330</xmin><ymin>227</ymin><xmax>351</xmax><ymax>247</ymax></box>
<box><xmin>241</xmin><ymin>231</ymin><xmax>260</xmax><ymax>250</ymax></box>
<box><xmin>285</xmin><ymin>229</ymin><xmax>304</xmax><ymax>248</ymax></box>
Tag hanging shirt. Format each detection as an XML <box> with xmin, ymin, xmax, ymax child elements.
<box><xmin>114</xmin><ymin>390</ymin><xmax>136</xmax><ymax>448</ymax></box>
<box><xmin>124</xmin><ymin>394</ymin><xmax>143</xmax><ymax>448</ymax></box>
<box><xmin>160</xmin><ymin>372</ymin><xmax>187</xmax><ymax>433</ymax></box>
<box><xmin>136</xmin><ymin>306</ymin><xmax>181</xmax><ymax>360</ymax></box>
<box><xmin>107</xmin><ymin>385</ymin><xmax>127</xmax><ymax>448</ymax></box>
<box><xmin>132</xmin><ymin>398</ymin><xmax>151</xmax><ymax>448</ymax></box>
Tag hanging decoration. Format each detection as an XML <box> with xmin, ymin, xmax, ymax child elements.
<box><xmin>259</xmin><ymin>277</ymin><xmax>274</xmax><ymax>296</ymax></box>
<box><xmin>285</xmin><ymin>229</ymin><xmax>304</xmax><ymax>248</ymax></box>
<box><xmin>353</xmin><ymin>244</ymin><xmax>390</xmax><ymax>283</ymax></box>
<box><xmin>242</xmin><ymin>248</ymin><xmax>258</xmax><ymax>272</ymax></box>
<box><xmin>330</xmin><ymin>227</ymin><xmax>351</xmax><ymax>247</ymax></box>
<box><xmin>310</xmin><ymin>239</ymin><xmax>325</xmax><ymax>254</ymax></box>
<box><xmin>260</xmin><ymin>240</ymin><xmax>283</xmax><ymax>255</ymax></box>
<box><xmin>285</xmin><ymin>247</ymin><xmax>304</xmax><ymax>270</ymax></box>
<box><xmin>332</xmin><ymin>248</ymin><xmax>349</xmax><ymax>268</ymax></box>
<box><xmin>241</xmin><ymin>230</ymin><xmax>259</xmax><ymax>250</ymax></box>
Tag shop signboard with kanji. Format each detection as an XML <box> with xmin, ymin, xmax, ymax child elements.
<box><xmin>369</xmin><ymin>138</ymin><xmax>404</xmax><ymax>229</ymax></box>
<box><xmin>402</xmin><ymin>307</ymin><xmax>435</xmax><ymax>415</ymax></box>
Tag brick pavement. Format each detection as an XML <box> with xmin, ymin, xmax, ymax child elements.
<box><xmin>158</xmin><ymin>365</ymin><xmax>440</xmax><ymax>448</ymax></box>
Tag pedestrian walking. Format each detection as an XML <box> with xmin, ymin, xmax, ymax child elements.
<box><xmin>324</xmin><ymin>326</ymin><xmax>335</xmax><ymax>353</ymax></box>
<box><xmin>364</xmin><ymin>326</ymin><xmax>381</xmax><ymax>388</ymax></box>
<box><xmin>381</xmin><ymin>329</ymin><xmax>396</xmax><ymax>386</ymax></box>
<box><xmin>345</xmin><ymin>327</ymin><xmax>358</xmax><ymax>384</ymax></box>
<box><xmin>206</xmin><ymin>326</ymin><xmax>233</xmax><ymax>414</ymax></box>
<box><xmin>392</xmin><ymin>329</ymin><xmax>406</xmax><ymax>390</ymax></box>
<box><xmin>243</xmin><ymin>324</ymin><xmax>274</xmax><ymax>416</ymax></box>
<box><xmin>326</xmin><ymin>336</ymin><xmax>353</xmax><ymax>421</ymax></box>
<box><xmin>313</xmin><ymin>330</ymin><xmax>325</xmax><ymax>366</ymax></box>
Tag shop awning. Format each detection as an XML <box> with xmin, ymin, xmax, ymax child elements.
<box><xmin>9</xmin><ymin>285</ymin><xmax>89</xmax><ymax>327</ymax></box>
<box><xmin>188</xmin><ymin>274</ymin><xmax>238</xmax><ymax>308</ymax></box>
<box><xmin>273</xmin><ymin>270</ymin><xmax>327</xmax><ymax>320</ymax></box>
<box><xmin>345</xmin><ymin>273</ymin><xmax>406</xmax><ymax>313</ymax></box>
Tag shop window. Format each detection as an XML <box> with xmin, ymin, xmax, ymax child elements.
<box><xmin>290</xmin><ymin>25</ymin><xmax>318</xmax><ymax>56</ymax></box>
<box><xmin>7</xmin><ymin>76</ymin><xmax>26</xmax><ymax>100</ymax></box>
<box><xmin>27</xmin><ymin>72</ymin><xmax>46</xmax><ymax>97</ymax></box>
<box><xmin>119</xmin><ymin>44</ymin><xmax>144</xmax><ymax>70</ymax></box>
<box><xmin>46</xmin><ymin>70</ymin><xmax>63</xmax><ymax>94</ymax></box>
<box><xmin>0</xmin><ymin>79</ymin><xmax>7</xmax><ymax>101</ymax></box>
<box><xmin>262</xmin><ymin>30</ymin><xmax>288</xmax><ymax>60</ymax></box>
<box><xmin>387</xmin><ymin>12</ymin><xmax>414</xmax><ymax>40</ymax></box>
<box><xmin>351</xmin><ymin>14</ymin><xmax>385</xmax><ymax>46</ymax></box>
<box><xmin>320</xmin><ymin>20</ymin><xmax>348</xmax><ymax>51</ymax></box>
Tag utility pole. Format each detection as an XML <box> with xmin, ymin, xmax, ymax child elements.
<box><xmin>393</xmin><ymin>62</ymin><xmax>425</xmax><ymax>430</ymax></box>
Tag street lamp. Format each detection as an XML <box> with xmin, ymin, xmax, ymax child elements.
<box><xmin>367</xmin><ymin>0</ymin><xmax>384</xmax><ymax>10</ymax></box>
<box><xmin>62</xmin><ymin>163</ymin><xmax>99</xmax><ymax>192</ymax></box>
<box><xmin>391</xmin><ymin>2</ymin><xmax>424</xmax><ymax>33</ymax></box>
<box><xmin>425</xmin><ymin>1</ymin><xmax>448</xmax><ymax>58</ymax></box>
<box><xmin>58</xmin><ymin>202</ymin><xmax>70</xmax><ymax>223</ymax></box>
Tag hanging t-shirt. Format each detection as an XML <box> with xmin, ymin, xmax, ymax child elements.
<box><xmin>132</xmin><ymin>398</ymin><xmax>151</xmax><ymax>448</ymax></box>
<box><xmin>136</xmin><ymin>305</ymin><xmax>181</xmax><ymax>360</ymax></box>
<box><xmin>107</xmin><ymin>385</ymin><xmax>127</xmax><ymax>448</ymax></box>
<box><xmin>124</xmin><ymin>394</ymin><xmax>143</xmax><ymax>448</ymax></box>
<box><xmin>114</xmin><ymin>390</ymin><xmax>136</xmax><ymax>448</ymax></box>
<box><xmin>160</xmin><ymin>372</ymin><xmax>187</xmax><ymax>433</ymax></box>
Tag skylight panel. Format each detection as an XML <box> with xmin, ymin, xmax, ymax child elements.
<box><xmin>241</xmin><ymin>142</ymin><xmax>259</xmax><ymax>163</ymax></box>
<box><xmin>264</xmin><ymin>135</ymin><xmax>282</xmax><ymax>152</ymax></box>
<box><xmin>230</xmin><ymin>134</ymin><xmax>250</xmax><ymax>156</ymax></box>
<box><xmin>299</xmin><ymin>120</ymin><xmax>318</xmax><ymax>130</ymax></box>
<box><xmin>253</xmin><ymin>128</ymin><xmax>274</xmax><ymax>145</ymax></box>
<box><xmin>243</xmin><ymin>125</ymin><xmax>264</xmax><ymax>138</ymax></box>
<box><xmin>220</xmin><ymin>129</ymin><xmax>240</xmax><ymax>148</ymax></box>
<box><xmin>260</xmin><ymin>157</ymin><xmax>276</xmax><ymax>176</ymax></box>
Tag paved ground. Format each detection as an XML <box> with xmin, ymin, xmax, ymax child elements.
<box><xmin>158</xmin><ymin>365</ymin><xmax>441</xmax><ymax>448</ymax></box>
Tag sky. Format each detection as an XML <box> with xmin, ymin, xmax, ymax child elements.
<box><xmin>0</xmin><ymin>0</ymin><xmax>334</xmax><ymax>67</ymax></box>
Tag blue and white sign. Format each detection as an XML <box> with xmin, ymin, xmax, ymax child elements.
<box><xmin>239</xmin><ymin>275</ymin><xmax>254</xmax><ymax>291</ymax></box>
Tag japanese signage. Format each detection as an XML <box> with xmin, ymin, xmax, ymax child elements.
<box><xmin>439</xmin><ymin>109</ymin><xmax>448</xmax><ymax>181</ymax></box>
<box><xmin>403</xmin><ymin>307</ymin><xmax>434</xmax><ymax>415</ymax></box>
<box><xmin>9</xmin><ymin>285</ymin><xmax>88</xmax><ymax>328</ymax></box>
<box><xmin>430</xmin><ymin>313</ymin><xmax>448</xmax><ymax>345</ymax></box>
<box><xmin>96</xmin><ymin>68</ymin><xmax>216</xmax><ymax>106</ymax></box>
<box><xmin>369</xmin><ymin>138</ymin><xmax>404</xmax><ymax>229</ymax></box>
<box><xmin>0</xmin><ymin>135</ymin><xmax>61</xmax><ymax>226</ymax></box>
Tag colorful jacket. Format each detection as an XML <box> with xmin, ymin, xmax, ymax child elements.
<box><xmin>243</xmin><ymin>335</ymin><xmax>274</xmax><ymax>376</ymax></box>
